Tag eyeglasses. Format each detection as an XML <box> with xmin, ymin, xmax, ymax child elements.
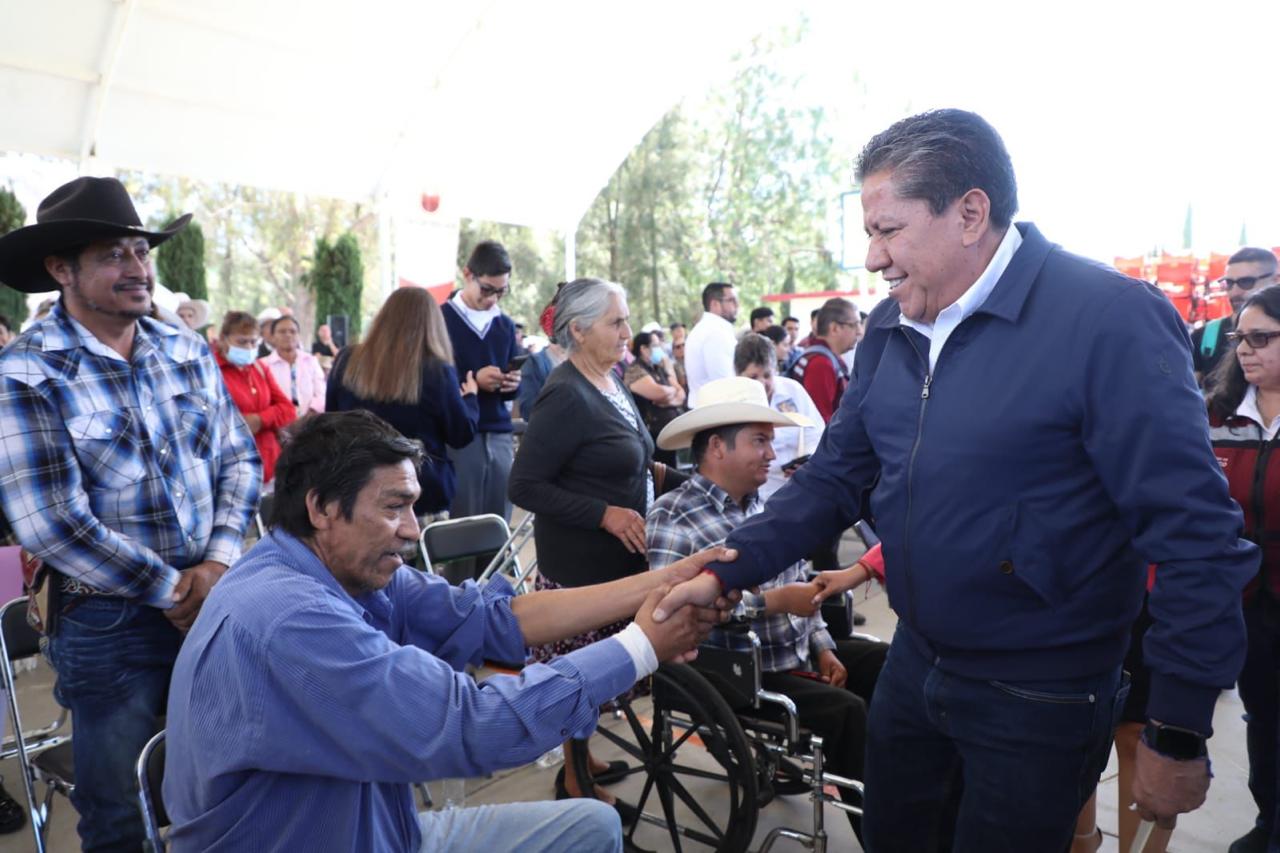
<box><xmin>1225</xmin><ymin>330</ymin><xmax>1280</xmax><ymax>349</ymax></box>
<box><xmin>477</xmin><ymin>282</ymin><xmax>509</xmax><ymax>298</ymax></box>
<box><xmin>1218</xmin><ymin>274</ymin><xmax>1276</xmax><ymax>291</ymax></box>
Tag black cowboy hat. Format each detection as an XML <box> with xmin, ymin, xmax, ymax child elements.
<box><xmin>0</xmin><ymin>176</ymin><xmax>191</xmax><ymax>293</ymax></box>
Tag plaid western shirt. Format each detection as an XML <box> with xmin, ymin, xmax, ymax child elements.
<box><xmin>646</xmin><ymin>472</ymin><xmax>834</xmax><ymax>671</ymax></box>
<box><xmin>0</xmin><ymin>300</ymin><xmax>261</xmax><ymax>608</ymax></box>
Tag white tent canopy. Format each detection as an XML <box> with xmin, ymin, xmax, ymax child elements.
<box><xmin>0</xmin><ymin>0</ymin><xmax>790</xmax><ymax>230</ymax></box>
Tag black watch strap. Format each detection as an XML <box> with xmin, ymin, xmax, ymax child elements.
<box><xmin>1143</xmin><ymin>722</ymin><xmax>1208</xmax><ymax>761</ymax></box>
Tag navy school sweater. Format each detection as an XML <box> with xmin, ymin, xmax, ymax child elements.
<box><xmin>442</xmin><ymin>300</ymin><xmax>520</xmax><ymax>434</ymax></box>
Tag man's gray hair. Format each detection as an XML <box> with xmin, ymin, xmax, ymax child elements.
<box><xmin>855</xmin><ymin>108</ymin><xmax>1018</xmax><ymax>229</ymax></box>
<box><xmin>554</xmin><ymin>278</ymin><xmax>627</xmax><ymax>352</ymax></box>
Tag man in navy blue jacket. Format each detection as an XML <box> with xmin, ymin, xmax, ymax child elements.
<box><xmin>653</xmin><ymin>109</ymin><xmax>1257</xmax><ymax>851</ymax></box>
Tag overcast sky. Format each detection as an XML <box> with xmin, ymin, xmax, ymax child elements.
<box><xmin>793</xmin><ymin>0</ymin><xmax>1280</xmax><ymax>262</ymax></box>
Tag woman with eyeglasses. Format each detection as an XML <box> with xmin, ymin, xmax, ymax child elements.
<box><xmin>215</xmin><ymin>310</ymin><xmax>297</xmax><ymax>485</ymax></box>
<box><xmin>1192</xmin><ymin>248</ymin><xmax>1279</xmax><ymax>388</ymax></box>
<box><xmin>1205</xmin><ymin>284</ymin><xmax>1280</xmax><ymax>853</ymax></box>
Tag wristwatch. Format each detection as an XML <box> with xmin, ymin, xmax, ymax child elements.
<box><xmin>1142</xmin><ymin>722</ymin><xmax>1208</xmax><ymax>761</ymax></box>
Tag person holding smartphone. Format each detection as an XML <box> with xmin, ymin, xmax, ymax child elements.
<box><xmin>442</xmin><ymin>241</ymin><xmax>523</xmax><ymax>569</ymax></box>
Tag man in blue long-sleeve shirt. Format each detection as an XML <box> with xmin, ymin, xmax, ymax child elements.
<box><xmin>652</xmin><ymin>109</ymin><xmax>1258</xmax><ymax>851</ymax></box>
<box><xmin>164</xmin><ymin>410</ymin><xmax>735</xmax><ymax>852</ymax></box>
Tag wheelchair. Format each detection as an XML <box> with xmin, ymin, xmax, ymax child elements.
<box><xmin>586</xmin><ymin>592</ymin><xmax>881</xmax><ymax>853</ymax></box>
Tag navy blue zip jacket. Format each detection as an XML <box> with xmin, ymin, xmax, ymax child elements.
<box><xmin>711</xmin><ymin>223</ymin><xmax>1257</xmax><ymax>735</ymax></box>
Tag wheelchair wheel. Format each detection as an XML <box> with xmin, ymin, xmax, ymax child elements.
<box><xmin>593</xmin><ymin>662</ymin><xmax>759</xmax><ymax>853</ymax></box>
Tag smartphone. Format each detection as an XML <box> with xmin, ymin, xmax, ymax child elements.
<box><xmin>781</xmin><ymin>454</ymin><xmax>811</xmax><ymax>473</ymax></box>
<box><xmin>505</xmin><ymin>354</ymin><xmax>530</xmax><ymax>372</ymax></box>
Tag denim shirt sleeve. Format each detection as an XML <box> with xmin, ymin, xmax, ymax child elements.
<box><xmin>391</xmin><ymin>571</ymin><xmax>527</xmax><ymax>669</ymax></box>
<box><xmin>255</xmin><ymin>594</ymin><xmax>635</xmax><ymax>782</ymax></box>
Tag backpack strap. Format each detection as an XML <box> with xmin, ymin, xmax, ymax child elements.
<box><xmin>791</xmin><ymin>344</ymin><xmax>849</xmax><ymax>383</ymax></box>
<box><xmin>1201</xmin><ymin>317</ymin><xmax>1226</xmax><ymax>358</ymax></box>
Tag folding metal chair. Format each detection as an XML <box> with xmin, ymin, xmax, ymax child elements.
<box><xmin>417</xmin><ymin>513</ymin><xmax>536</xmax><ymax>594</ymax></box>
<box><xmin>136</xmin><ymin>730</ymin><xmax>167</xmax><ymax>852</ymax></box>
<box><xmin>0</xmin><ymin>597</ymin><xmax>74</xmax><ymax>853</ymax></box>
<box><xmin>253</xmin><ymin>492</ymin><xmax>277</xmax><ymax>541</ymax></box>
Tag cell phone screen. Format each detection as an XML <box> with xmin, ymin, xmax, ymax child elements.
<box><xmin>506</xmin><ymin>354</ymin><xmax>530</xmax><ymax>372</ymax></box>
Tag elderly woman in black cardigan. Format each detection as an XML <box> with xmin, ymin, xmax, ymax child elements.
<box><xmin>510</xmin><ymin>277</ymin><xmax>677</xmax><ymax>807</ymax></box>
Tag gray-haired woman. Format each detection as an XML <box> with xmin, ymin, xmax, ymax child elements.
<box><xmin>509</xmin><ymin>278</ymin><xmax>676</xmax><ymax>807</ymax></box>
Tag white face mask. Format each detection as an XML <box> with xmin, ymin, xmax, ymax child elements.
<box><xmin>226</xmin><ymin>345</ymin><xmax>256</xmax><ymax>366</ymax></box>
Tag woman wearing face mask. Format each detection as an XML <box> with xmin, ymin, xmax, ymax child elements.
<box><xmin>624</xmin><ymin>330</ymin><xmax>686</xmax><ymax>467</ymax></box>
<box><xmin>215</xmin><ymin>310</ymin><xmax>297</xmax><ymax>485</ymax></box>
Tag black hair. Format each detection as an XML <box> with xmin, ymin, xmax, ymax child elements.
<box><xmin>465</xmin><ymin>240</ymin><xmax>513</xmax><ymax>277</ymax></box>
<box><xmin>856</xmin><ymin>108</ymin><xmax>1019</xmax><ymax>229</ymax></box>
<box><xmin>701</xmin><ymin>282</ymin><xmax>734</xmax><ymax>310</ymax></box>
<box><xmin>810</xmin><ymin>309</ymin><xmax>820</xmax><ymax>320</ymax></box>
<box><xmin>631</xmin><ymin>330</ymin><xmax>655</xmax><ymax>358</ymax></box>
<box><xmin>691</xmin><ymin>423</ymin><xmax>747</xmax><ymax>466</ymax></box>
<box><xmin>270</xmin><ymin>410</ymin><xmax>425</xmax><ymax>538</ymax></box>
<box><xmin>749</xmin><ymin>306</ymin><xmax>775</xmax><ymax>325</ymax></box>
<box><xmin>1228</xmin><ymin>247</ymin><xmax>1279</xmax><ymax>269</ymax></box>
<box><xmin>669</xmin><ymin>322</ymin><xmax>686</xmax><ymax>332</ymax></box>
<box><xmin>781</xmin><ymin>316</ymin><xmax>798</xmax><ymax>325</ymax></box>
<box><xmin>1208</xmin><ymin>285</ymin><xmax>1280</xmax><ymax>420</ymax></box>
<box><xmin>270</xmin><ymin>315</ymin><xmax>300</xmax><ymax>333</ymax></box>
<box><xmin>760</xmin><ymin>325</ymin><xmax>788</xmax><ymax>345</ymax></box>
<box><xmin>50</xmin><ymin>246</ymin><xmax>86</xmax><ymax>276</ymax></box>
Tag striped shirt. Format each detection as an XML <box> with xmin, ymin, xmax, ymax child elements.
<box><xmin>164</xmin><ymin>529</ymin><xmax>637</xmax><ymax>852</ymax></box>
<box><xmin>0</xmin><ymin>300</ymin><xmax>261</xmax><ymax>607</ymax></box>
<box><xmin>646</xmin><ymin>472</ymin><xmax>834</xmax><ymax>671</ymax></box>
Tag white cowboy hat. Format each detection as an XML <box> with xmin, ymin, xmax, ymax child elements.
<box><xmin>175</xmin><ymin>296</ymin><xmax>210</xmax><ymax>329</ymax></box>
<box><xmin>657</xmin><ymin>376</ymin><xmax>811</xmax><ymax>450</ymax></box>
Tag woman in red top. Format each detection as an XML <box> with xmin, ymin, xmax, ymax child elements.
<box><xmin>215</xmin><ymin>311</ymin><xmax>296</xmax><ymax>484</ymax></box>
<box><xmin>1206</xmin><ymin>284</ymin><xmax>1280</xmax><ymax>853</ymax></box>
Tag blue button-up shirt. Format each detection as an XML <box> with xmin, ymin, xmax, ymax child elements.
<box><xmin>164</xmin><ymin>529</ymin><xmax>637</xmax><ymax>852</ymax></box>
<box><xmin>0</xmin><ymin>300</ymin><xmax>260</xmax><ymax>605</ymax></box>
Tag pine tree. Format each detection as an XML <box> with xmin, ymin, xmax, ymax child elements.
<box><xmin>310</xmin><ymin>233</ymin><xmax>364</xmax><ymax>342</ymax></box>
<box><xmin>0</xmin><ymin>186</ymin><xmax>29</xmax><ymax>326</ymax></box>
<box><xmin>156</xmin><ymin>215</ymin><xmax>207</xmax><ymax>301</ymax></box>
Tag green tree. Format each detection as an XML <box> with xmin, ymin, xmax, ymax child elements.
<box><xmin>573</xmin><ymin>24</ymin><xmax>846</xmax><ymax>327</ymax></box>
<box><xmin>577</xmin><ymin>111</ymin><xmax>699</xmax><ymax>324</ymax></box>
<box><xmin>0</xmin><ymin>186</ymin><xmax>28</xmax><ymax>326</ymax></box>
<box><xmin>156</xmin><ymin>215</ymin><xmax>207</xmax><ymax>300</ymax></box>
<box><xmin>311</xmin><ymin>232</ymin><xmax>364</xmax><ymax>341</ymax></box>
<box><xmin>123</xmin><ymin>172</ymin><xmax>379</xmax><ymax>334</ymax></box>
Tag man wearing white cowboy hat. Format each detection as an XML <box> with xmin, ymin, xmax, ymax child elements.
<box><xmin>0</xmin><ymin>176</ymin><xmax>262</xmax><ymax>851</ymax></box>
<box><xmin>646</xmin><ymin>376</ymin><xmax>888</xmax><ymax>840</ymax></box>
<box><xmin>175</xmin><ymin>295</ymin><xmax>211</xmax><ymax>332</ymax></box>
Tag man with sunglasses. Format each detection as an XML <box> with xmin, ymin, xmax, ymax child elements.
<box><xmin>1192</xmin><ymin>247</ymin><xmax>1278</xmax><ymax>387</ymax></box>
<box><xmin>443</xmin><ymin>240</ymin><xmax>522</xmax><ymax>576</ymax></box>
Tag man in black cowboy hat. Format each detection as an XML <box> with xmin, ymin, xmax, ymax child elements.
<box><xmin>0</xmin><ymin>177</ymin><xmax>262</xmax><ymax>851</ymax></box>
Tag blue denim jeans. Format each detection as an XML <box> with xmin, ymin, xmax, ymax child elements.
<box><xmin>417</xmin><ymin>798</ymin><xmax>621</xmax><ymax>852</ymax></box>
<box><xmin>45</xmin><ymin>595</ymin><xmax>182</xmax><ymax>853</ymax></box>
<box><xmin>862</xmin><ymin>626</ymin><xmax>1127</xmax><ymax>853</ymax></box>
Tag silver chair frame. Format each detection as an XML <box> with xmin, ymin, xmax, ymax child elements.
<box><xmin>0</xmin><ymin>597</ymin><xmax>74</xmax><ymax>853</ymax></box>
<box><xmin>417</xmin><ymin>512</ymin><xmax>537</xmax><ymax>594</ymax></box>
<box><xmin>136</xmin><ymin>729</ymin><xmax>166</xmax><ymax>852</ymax></box>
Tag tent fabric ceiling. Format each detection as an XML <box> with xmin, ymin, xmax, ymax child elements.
<box><xmin>0</xmin><ymin>0</ymin><xmax>788</xmax><ymax>228</ymax></box>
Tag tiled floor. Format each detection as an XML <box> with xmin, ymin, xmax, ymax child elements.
<box><xmin>0</xmin><ymin>525</ymin><xmax>1259</xmax><ymax>852</ymax></box>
